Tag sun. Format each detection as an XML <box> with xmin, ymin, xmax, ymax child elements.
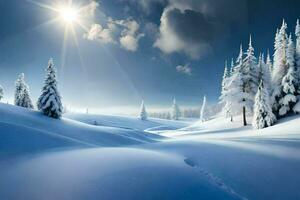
<box><xmin>59</xmin><ymin>6</ymin><xmax>79</xmax><ymax>24</ymax></box>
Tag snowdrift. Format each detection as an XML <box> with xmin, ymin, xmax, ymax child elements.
<box><xmin>0</xmin><ymin>103</ymin><xmax>166</xmax><ymax>156</ymax></box>
<box><xmin>0</xmin><ymin>148</ymin><xmax>237</xmax><ymax>200</ymax></box>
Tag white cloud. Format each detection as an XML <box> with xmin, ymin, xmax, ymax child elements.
<box><xmin>117</xmin><ymin>19</ymin><xmax>145</xmax><ymax>51</ymax></box>
<box><xmin>83</xmin><ymin>23</ymin><xmax>116</xmax><ymax>44</ymax></box>
<box><xmin>85</xmin><ymin>18</ymin><xmax>144</xmax><ymax>52</ymax></box>
<box><xmin>80</xmin><ymin>1</ymin><xmax>99</xmax><ymax>18</ymax></box>
<box><xmin>176</xmin><ymin>64</ymin><xmax>192</xmax><ymax>75</ymax></box>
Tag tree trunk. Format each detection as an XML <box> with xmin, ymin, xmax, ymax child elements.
<box><xmin>243</xmin><ymin>106</ymin><xmax>247</xmax><ymax>126</ymax></box>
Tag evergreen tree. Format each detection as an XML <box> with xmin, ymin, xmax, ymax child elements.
<box><xmin>14</xmin><ymin>73</ymin><xmax>24</xmax><ymax>106</ymax></box>
<box><xmin>219</xmin><ymin>60</ymin><xmax>233</xmax><ymax>121</ymax></box>
<box><xmin>14</xmin><ymin>73</ymin><xmax>33</xmax><ymax>109</ymax></box>
<box><xmin>295</xmin><ymin>19</ymin><xmax>300</xmax><ymax>72</ymax></box>
<box><xmin>221</xmin><ymin>61</ymin><xmax>228</xmax><ymax>96</ymax></box>
<box><xmin>272</xmin><ymin>20</ymin><xmax>288</xmax><ymax>113</ymax></box>
<box><xmin>279</xmin><ymin>35</ymin><xmax>298</xmax><ymax>116</ymax></box>
<box><xmin>200</xmin><ymin>95</ymin><xmax>207</xmax><ymax>122</ymax></box>
<box><xmin>139</xmin><ymin>100</ymin><xmax>147</xmax><ymax>120</ymax></box>
<box><xmin>0</xmin><ymin>85</ymin><xmax>3</xmax><ymax>101</ymax></box>
<box><xmin>242</xmin><ymin>35</ymin><xmax>259</xmax><ymax>112</ymax></box>
<box><xmin>230</xmin><ymin>58</ymin><xmax>235</xmax><ymax>75</ymax></box>
<box><xmin>226</xmin><ymin>45</ymin><xmax>245</xmax><ymax>124</ymax></box>
<box><xmin>228</xmin><ymin>36</ymin><xmax>258</xmax><ymax>126</ymax></box>
<box><xmin>258</xmin><ymin>54</ymin><xmax>272</xmax><ymax>91</ymax></box>
<box><xmin>253</xmin><ymin>80</ymin><xmax>276</xmax><ymax>129</ymax></box>
<box><xmin>171</xmin><ymin>98</ymin><xmax>180</xmax><ymax>120</ymax></box>
<box><xmin>266</xmin><ymin>50</ymin><xmax>273</xmax><ymax>74</ymax></box>
<box><xmin>37</xmin><ymin>58</ymin><xmax>63</xmax><ymax>119</ymax></box>
<box><xmin>21</xmin><ymin>84</ymin><xmax>34</xmax><ymax>109</ymax></box>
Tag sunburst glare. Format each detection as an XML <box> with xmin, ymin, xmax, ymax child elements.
<box><xmin>59</xmin><ymin>6</ymin><xmax>79</xmax><ymax>24</ymax></box>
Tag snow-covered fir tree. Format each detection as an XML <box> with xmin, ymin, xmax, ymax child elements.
<box><xmin>139</xmin><ymin>100</ymin><xmax>147</xmax><ymax>120</ymax></box>
<box><xmin>293</xmin><ymin>19</ymin><xmax>300</xmax><ymax>113</ymax></box>
<box><xmin>272</xmin><ymin>20</ymin><xmax>288</xmax><ymax>113</ymax></box>
<box><xmin>14</xmin><ymin>73</ymin><xmax>33</xmax><ymax>109</ymax></box>
<box><xmin>225</xmin><ymin>45</ymin><xmax>245</xmax><ymax>124</ymax></box>
<box><xmin>258</xmin><ymin>54</ymin><xmax>272</xmax><ymax>92</ymax></box>
<box><xmin>200</xmin><ymin>95</ymin><xmax>207</xmax><ymax>122</ymax></box>
<box><xmin>221</xmin><ymin>61</ymin><xmax>228</xmax><ymax>96</ymax></box>
<box><xmin>227</xmin><ymin>36</ymin><xmax>258</xmax><ymax>126</ymax></box>
<box><xmin>266</xmin><ymin>50</ymin><xmax>273</xmax><ymax>74</ymax></box>
<box><xmin>230</xmin><ymin>58</ymin><xmax>235</xmax><ymax>75</ymax></box>
<box><xmin>295</xmin><ymin>19</ymin><xmax>300</xmax><ymax>71</ymax></box>
<box><xmin>253</xmin><ymin>80</ymin><xmax>276</xmax><ymax>129</ymax></box>
<box><xmin>279</xmin><ymin>35</ymin><xmax>298</xmax><ymax>116</ymax></box>
<box><xmin>242</xmin><ymin>35</ymin><xmax>259</xmax><ymax>112</ymax></box>
<box><xmin>0</xmin><ymin>85</ymin><xmax>3</xmax><ymax>101</ymax></box>
<box><xmin>171</xmin><ymin>98</ymin><xmax>181</xmax><ymax>120</ymax></box>
<box><xmin>37</xmin><ymin>58</ymin><xmax>63</xmax><ymax>119</ymax></box>
<box><xmin>219</xmin><ymin>60</ymin><xmax>233</xmax><ymax>121</ymax></box>
<box><xmin>21</xmin><ymin>84</ymin><xmax>34</xmax><ymax>109</ymax></box>
<box><xmin>14</xmin><ymin>73</ymin><xmax>24</xmax><ymax>106</ymax></box>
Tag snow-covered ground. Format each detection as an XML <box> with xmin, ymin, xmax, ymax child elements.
<box><xmin>1</xmin><ymin>103</ymin><xmax>300</xmax><ymax>200</ymax></box>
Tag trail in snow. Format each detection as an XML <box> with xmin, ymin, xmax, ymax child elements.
<box><xmin>184</xmin><ymin>158</ymin><xmax>248</xmax><ymax>200</ymax></box>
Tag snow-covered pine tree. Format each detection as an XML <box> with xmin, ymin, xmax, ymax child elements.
<box><xmin>228</xmin><ymin>36</ymin><xmax>258</xmax><ymax>127</ymax></box>
<box><xmin>14</xmin><ymin>73</ymin><xmax>24</xmax><ymax>106</ymax></box>
<box><xmin>14</xmin><ymin>73</ymin><xmax>34</xmax><ymax>108</ymax></box>
<box><xmin>0</xmin><ymin>85</ymin><xmax>3</xmax><ymax>101</ymax></box>
<box><xmin>294</xmin><ymin>20</ymin><xmax>300</xmax><ymax>113</ymax></box>
<box><xmin>219</xmin><ymin>60</ymin><xmax>233</xmax><ymax>121</ymax></box>
<box><xmin>266</xmin><ymin>50</ymin><xmax>273</xmax><ymax>74</ymax></box>
<box><xmin>230</xmin><ymin>58</ymin><xmax>235</xmax><ymax>75</ymax></box>
<box><xmin>295</xmin><ymin>19</ymin><xmax>300</xmax><ymax>71</ymax></box>
<box><xmin>139</xmin><ymin>100</ymin><xmax>147</xmax><ymax>120</ymax></box>
<box><xmin>21</xmin><ymin>83</ymin><xmax>34</xmax><ymax>109</ymax></box>
<box><xmin>221</xmin><ymin>61</ymin><xmax>228</xmax><ymax>97</ymax></box>
<box><xmin>200</xmin><ymin>95</ymin><xmax>207</xmax><ymax>122</ymax></box>
<box><xmin>225</xmin><ymin>45</ymin><xmax>245</xmax><ymax>124</ymax></box>
<box><xmin>259</xmin><ymin>54</ymin><xmax>272</xmax><ymax>92</ymax></box>
<box><xmin>272</xmin><ymin>20</ymin><xmax>288</xmax><ymax>114</ymax></box>
<box><xmin>37</xmin><ymin>58</ymin><xmax>63</xmax><ymax>119</ymax></box>
<box><xmin>242</xmin><ymin>35</ymin><xmax>259</xmax><ymax>112</ymax></box>
<box><xmin>279</xmin><ymin>35</ymin><xmax>297</xmax><ymax>116</ymax></box>
<box><xmin>253</xmin><ymin>80</ymin><xmax>276</xmax><ymax>129</ymax></box>
<box><xmin>171</xmin><ymin>98</ymin><xmax>180</xmax><ymax>120</ymax></box>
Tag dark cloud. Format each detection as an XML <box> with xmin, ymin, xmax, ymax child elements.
<box><xmin>155</xmin><ymin>0</ymin><xmax>248</xmax><ymax>59</ymax></box>
<box><xmin>167</xmin><ymin>8</ymin><xmax>217</xmax><ymax>43</ymax></box>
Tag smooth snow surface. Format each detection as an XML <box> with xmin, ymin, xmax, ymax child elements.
<box><xmin>1</xmin><ymin>104</ymin><xmax>300</xmax><ymax>200</ymax></box>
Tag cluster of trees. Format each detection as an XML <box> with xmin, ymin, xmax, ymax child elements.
<box><xmin>220</xmin><ymin>19</ymin><xmax>300</xmax><ymax>129</ymax></box>
<box><xmin>0</xmin><ymin>58</ymin><xmax>63</xmax><ymax>119</ymax></box>
<box><xmin>141</xmin><ymin>96</ymin><xmax>208</xmax><ymax>121</ymax></box>
<box><xmin>139</xmin><ymin>98</ymin><xmax>181</xmax><ymax>121</ymax></box>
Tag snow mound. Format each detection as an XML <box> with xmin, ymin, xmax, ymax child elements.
<box><xmin>0</xmin><ymin>103</ymin><xmax>164</xmax><ymax>157</ymax></box>
<box><xmin>0</xmin><ymin>148</ymin><xmax>240</xmax><ymax>200</ymax></box>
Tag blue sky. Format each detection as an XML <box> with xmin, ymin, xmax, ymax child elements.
<box><xmin>0</xmin><ymin>0</ymin><xmax>299</xmax><ymax>112</ymax></box>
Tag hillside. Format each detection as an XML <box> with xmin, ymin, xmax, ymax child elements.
<box><xmin>1</xmin><ymin>103</ymin><xmax>300</xmax><ymax>199</ymax></box>
<box><xmin>0</xmin><ymin>103</ymin><xmax>176</xmax><ymax>157</ymax></box>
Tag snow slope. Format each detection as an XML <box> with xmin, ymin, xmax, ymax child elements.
<box><xmin>1</xmin><ymin>103</ymin><xmax>300</xmax><ymax>199</ymax></box>
<box><xmin>0</xmin><ymin>103</ymin><xmax>168</xmax><ymax>157</ymax></box>
<box><xmin>64</xmin><ymin>112</ymin><xmax>191</xmax><ymax>131</ymax></box>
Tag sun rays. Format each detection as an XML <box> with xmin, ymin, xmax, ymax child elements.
<box><xmin>27</xmin><ymin>0</ymin><xmax>93</xmax><ymax>75</ymax></box>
